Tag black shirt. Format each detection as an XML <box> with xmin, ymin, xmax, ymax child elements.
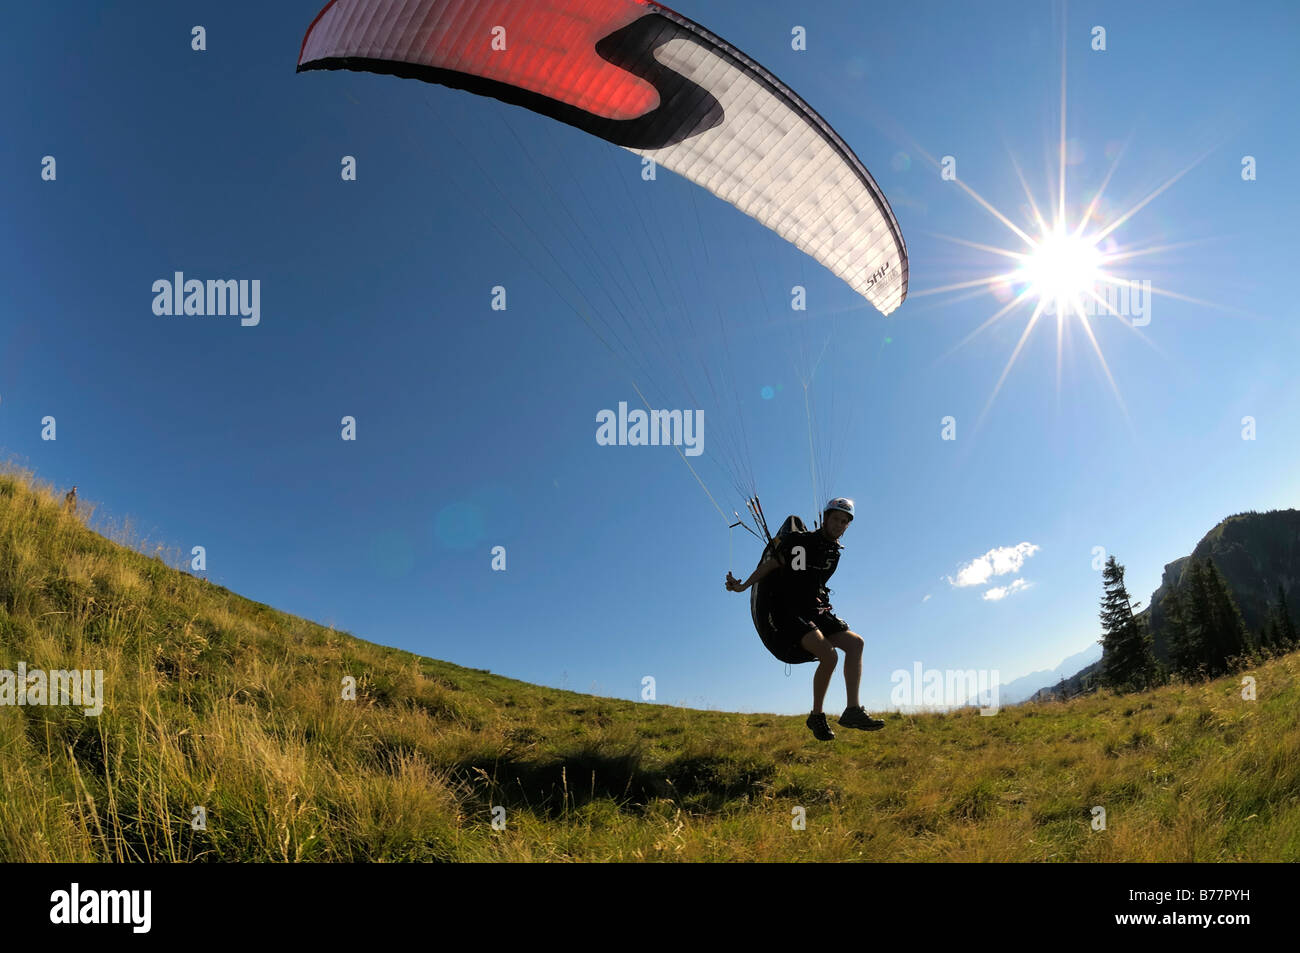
<box><xmin>764</xmin><ymin>529</ymin><xmax>842</xmax><ymax>609</ymax></box>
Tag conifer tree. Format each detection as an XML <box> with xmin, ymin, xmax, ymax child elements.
<box><xmin>1279</xmin><ymin>585</ymin><xmax>1298</xmax><ymax>650</ymax></box>
<box><xmin>1261</xmin><ymin>615</ymin><xmax>1279</xmax><ymax>654</ymax></box>
<box><xmin>1164</xmin><ymin>563</ymin><xmax>1209</xmax><ymax>678</ymax></box>
<box><xmin>1202</xmin><ymin>560</ymin><xmax>1250</xmax><ymax>675</ymax></box>
<box><xmin>1163</xmin><ymin>586</ymin><xmax>1193</xmax><ymax>677</ymax></box>
<box><xmin>1099</xmin><ymin>555</ymin><xmax>1158</xmax><ymax>691</ymax></box>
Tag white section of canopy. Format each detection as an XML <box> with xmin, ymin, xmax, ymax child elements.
<box><xmin>633</xmin><ymin>35</ymin><xmax>905</xmax><ymax>315</ymax></box>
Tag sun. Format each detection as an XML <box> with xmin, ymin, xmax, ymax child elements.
<box><xmin>1017</xmin><ymin>227</ymin><xmax>1102</xmax><ymax>316</ymax></box>
<box><xmin>905</xmin><ymin>7</ymin><xmax>1220</xmax><ymax>435</ymax></box>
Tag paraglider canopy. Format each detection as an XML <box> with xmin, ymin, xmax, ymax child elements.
<box><xmin>298</xmin><ymin>0</ymin><xmax>908</xmax><ymax>538</ymax></box>
<box><xmin>297</xmin><ymin>0</ymin><xmax>907</xmax><ymax>313</ymax></box>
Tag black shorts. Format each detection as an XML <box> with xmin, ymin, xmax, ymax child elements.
<box><xmin>769</xmin><ymin>606</ymin><xmax>848</xmax><ymax>653</ymax></box>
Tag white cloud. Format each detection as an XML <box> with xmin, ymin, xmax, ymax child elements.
<box><xmin>983</xmin><ymin>578</ymin><xmax>1031</xmax><ymax>601</ymax></box>
<box><xmin>949</xmin><ymin>542</ymin><xmax>1040</xmax><ymax>588</ymax></box>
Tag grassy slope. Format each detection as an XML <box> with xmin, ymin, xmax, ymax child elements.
<box><xmin>1</xmin><ymin>467</ymin><xmax>1298</xmax><ymax>862</ymax></box>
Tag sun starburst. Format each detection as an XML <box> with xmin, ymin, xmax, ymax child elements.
<box><xmin>905</xmin><ymin>4</ymin><xmax>1225</xmax><ymax>436</ymax></box>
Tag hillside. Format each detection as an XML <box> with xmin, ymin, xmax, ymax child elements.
<box><xmin>1035</xmin><ymin>509</ymin><xmax>1300</xmax><ymax>700</ymax></box>
<box><xmin>2</xmin><ymin>467</ymin><xmax>1298</xmax><ymax>861</ymax></box>
<box><xmin>1144</xmin><ymin>510</ymin><xmax>1300</xmax><ymax>654</ymax></box>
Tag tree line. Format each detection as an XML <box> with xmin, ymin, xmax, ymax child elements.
<box><xmin>1093</xmin><ymin>554</ymin><xmax>1297</xmax><ymax>693</ymax></box>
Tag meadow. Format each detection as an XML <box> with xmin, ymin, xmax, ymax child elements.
<box><xmin>2</xmin><ymin>467</ymin><xmax>1296</xmax><ymax>862</ymax></box>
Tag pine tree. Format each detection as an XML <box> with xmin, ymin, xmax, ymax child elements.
<box><xmin>1258</xmin><ymin>585</ymin><xmax>1297</xmax><ymax>656</ymax></box>
<box><xmin>1164</xmin><ymin>563</ymin><xmax>1208</xmax><ymax>679</ymax></box>
<box><xmin>1202</xmin><ymin>560</ymin><xmax>1250</xmax><ymax>676</ymax></box>
<box><xmin>1258</xmin><ymin>613</ymin><xmax>1280</xmax><ymax>657</ymax></box>
<box><xmin>1279</xmin><ymin>584</ymin><xmax>1298</xmax><ymax>650</ymax></box>
<box><xmin>1099</xmin><ymin>555</ymin><xmax>1159</xmax><ymax>692</ymax></box>
<box><xmin>1163</xmin><ymin>586</ymin><xmax>1192</xmax><ymax>676</ymax></box>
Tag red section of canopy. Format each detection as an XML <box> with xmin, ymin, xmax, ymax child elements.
<box><xmin>299</xmin><ymin>0</ymin><xmax>665</xmax><ymax>120</ymax></box>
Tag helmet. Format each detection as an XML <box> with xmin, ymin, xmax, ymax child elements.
<box><xmin>824</xmin><ymin>497</ymin><xmax>854</xmax><ymax>520</ymax></box>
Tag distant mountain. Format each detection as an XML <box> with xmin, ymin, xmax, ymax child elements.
<box><xmin>998</xmin><ymin>644</ymin><xmax>1103</xmax><ymax>704</ymax></box>
<box><xmin>1033</xmin><ymin>509</ymin><xmax>1300</xmax><ymax>701</ymax></box>
<box><xmin>1031</xmin><ymin>659</ymin><xmax>1103</xmax><ymax>701</ymax></box>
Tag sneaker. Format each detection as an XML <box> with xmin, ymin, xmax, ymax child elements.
<box><xmin>839</xmin><ymin>706</ymin><xmax>885</xmax><ymax>731</ymax></box>
<box><xmin>806</xmin><ymin>710</ymin><xmax>835</xmax><ymax>741</ymax></box>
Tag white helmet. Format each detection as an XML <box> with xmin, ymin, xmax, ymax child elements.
<box><xmin>825</xmin><ymin>497</ymin><xmax>855</xmax><ymax>520</ymax></box>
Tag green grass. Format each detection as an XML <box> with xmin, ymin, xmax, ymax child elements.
<box><xmin>1</xmin><ymin>464</ymin><xmax>1298</xmax><ymax>861</ymax></box>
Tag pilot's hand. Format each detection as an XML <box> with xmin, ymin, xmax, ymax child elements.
<box><xmin>725</xmin><ymin>572</ymin><xmax>745</xmax><ymax>592</ymax></box>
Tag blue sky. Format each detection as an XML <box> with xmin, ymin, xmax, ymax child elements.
<box><xmin>4</xmin><ymin>1</ymin><xmax>1298</xmax><ymax>714</ymax></box>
